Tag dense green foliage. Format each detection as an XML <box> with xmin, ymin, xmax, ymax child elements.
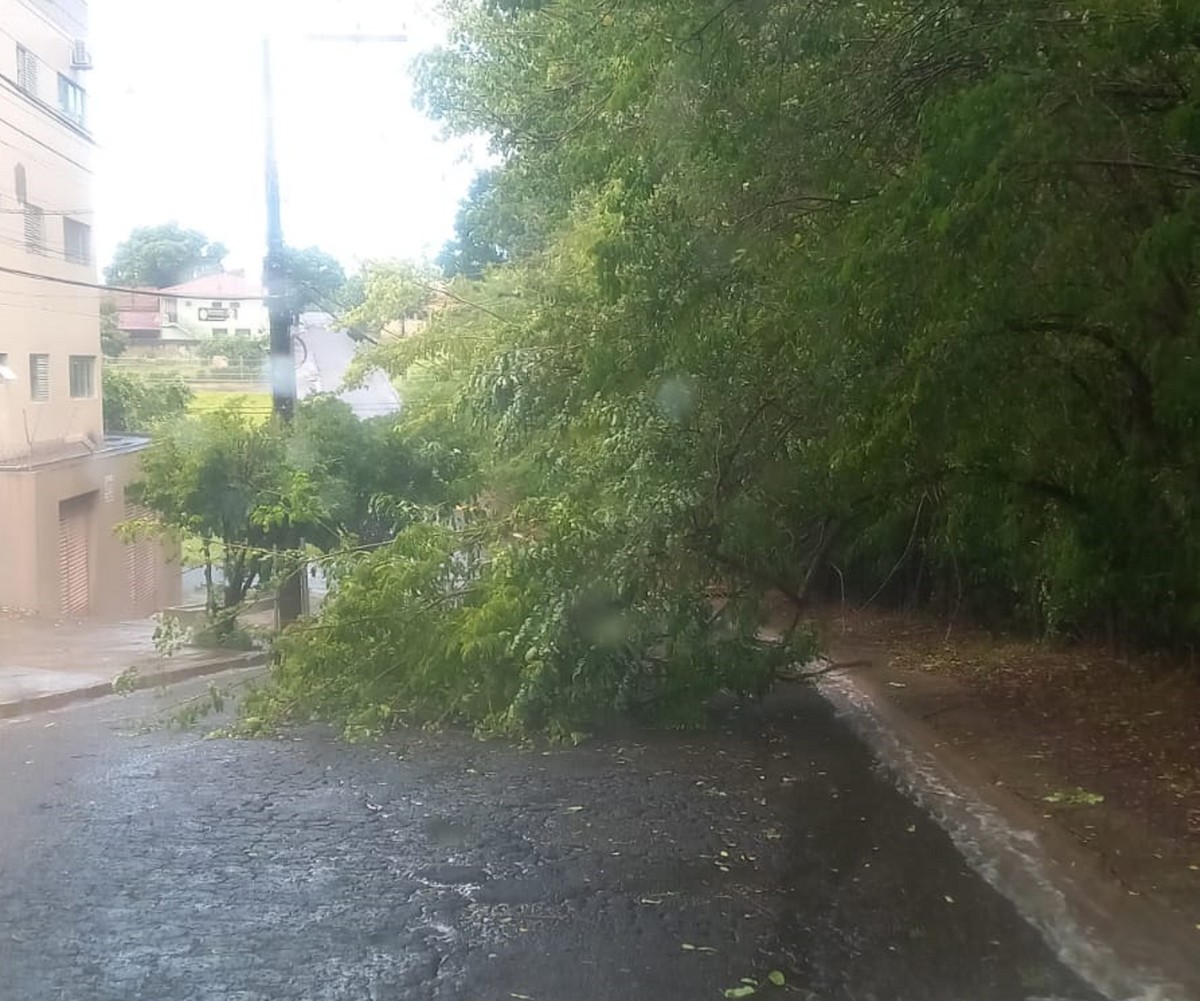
<box><xmin>102</xmin><ymin>369</ymin><xmax>192</xmax><ymax>434</ymax></box>
<box><xmin>100</xmin><ymin>300</ymin><xmax>126</xmax><ymax>358</ymax></box>
<box><xmin>340</xmin><ymin>261</ymin><xmax>439</xmax><ymax>339</ymax></box>
<box><xmin>436</xmin><ymin>169</ymin><xmax>509</xmax><ymax>279</ymax></box>
<box><xmin>265</xmin><ymin>0</ymin><xmax>1200</xmax><ymax>738</ymax></box>
<box><xmin>197</xmin><ymin>332</ymin><xmax>269</xmax><ymax>368</ymax></box>
<box><xmin>105</xmin><ymin>223</ymin><xmax>227</xmax><ymax>289</ymax></box>
<box><xmin>131</xmin><ymin>399</ymin><xmax>449</xmax><ymax>617</ymax></box>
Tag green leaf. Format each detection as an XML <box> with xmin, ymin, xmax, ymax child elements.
<box><xmin>767</xmin><ymin>971</ymin><xmax>786</xmax><ymax>987</ymax></box>
<box><xmin>1042</xmin><ymin>788</ymin><xmax>1104</xmax><ymax>806</ymax></box>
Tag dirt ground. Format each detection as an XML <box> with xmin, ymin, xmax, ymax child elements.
<box><xmin>815</xmin><ymin>606</ymin><xmax>1200</xmax><ymax>940</ymax></box>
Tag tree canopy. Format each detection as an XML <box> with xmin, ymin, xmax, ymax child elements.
<box><xmin>278</xmin><ymin>245</ymin><xmax>348</xmax><ymax>312</ymax></box>
<box><xmin>258</xmin><ymin>0</ymin><xmax>1200</xmax><ymax>738</ymax></box>
<box><xmin>105</xmin><ymin>223</ymin><xmax>227</xmax><ymax>289</ymax></box>
<box><xmin>436</xmin><ymin>169</ymin><xmax>510</xmax><ymax>279</ymax></box>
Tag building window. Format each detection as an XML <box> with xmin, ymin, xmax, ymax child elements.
<box><xmin>14</xmin><ymin>163</ymin><xmax>27</xmax><ymax>204</ymax></box>
<box><xmin>30</xmin><ymin>353</ymin><xmax>49</xmax><ymax>401</ymax></box>
<box><xmin>0</xmin><ymin>352</ymin><xmax>13</xmax><ymax>383</ymax></box>
<box><xmin>69</xmin><ymin>355</ymin><xmax>95</xmax><ymax>398</ymax></box>
<box><xmin>235</xmin><ymin>329</ymin><xmax>251</xmax><ymax>337</ymax></box>
<box><xmin>16</xmin><ymin>45</ymin><xmax>38</xmax><ymax>96</ymax></box>
<box><xmin>24</xmin><ymin>203</ymin><xmax>45</xmax><ymax>252</ymax></box>
<box><xmin>63</xmin><ymin>218</ymin><xmax>91</xmax><ymax>263</ymax></box>
<box><xmin>212</xmin><ymin>328</ymin><xmax>228</xmax><ymax>337</ymax></box>
<box><xmin>211</xmin><ymin>301</ymin><xmax>224</xmax><ymax>308</ymax></box>
<box><xmin>57</xmin><ymin>74</ymin><xmax>86</xmax><ymax>126</ymax></box>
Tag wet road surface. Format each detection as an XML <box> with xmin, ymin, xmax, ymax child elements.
<box><xmin>295</xmin><ymin>311</ymin><xmax>401</xmax><ymax>419</ymax></box>
<box><xmin>0</xmin><ymin>678</ymin><xmax>1101</xmax><ymax>1001</ymax></box>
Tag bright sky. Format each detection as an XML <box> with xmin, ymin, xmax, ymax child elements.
<box><xmin>89</xmin><ymin>0</ymin><xmax>485</xmax><ymax>275</ymax></box>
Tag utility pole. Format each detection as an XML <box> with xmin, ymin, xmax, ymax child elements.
<box><xmin>260</xmin><ymin>29</ymin><xmax>407</xmax><ymax>626</ymax></box>
<box><xmin>263</xmin><ymin>37</ymin><xmax>294</xmax><ymax>423</ymax></box>
<box><xmin>262</xmin><ymin>36</ymin><xmax>303</xmax><ymax>625</ymax></box>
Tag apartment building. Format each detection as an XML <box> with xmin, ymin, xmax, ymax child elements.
<box><xmin>0</xmin><ymin>0</ymin><xmax>178</xmax><ymax>617</ymax></box>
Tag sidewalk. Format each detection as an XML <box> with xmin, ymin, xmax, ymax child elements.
<box><xmin>811</xmin><ymin>608</ymin><xmax>1200</xmax><ymax>1001</ymax></box>
<box><xmin>0</xmin><ymin>615</ymin><xmax>267</xmax><ymax>719</ymax></box>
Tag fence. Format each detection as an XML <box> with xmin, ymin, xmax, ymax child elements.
<box><xmin>106</xmin><ymin>358</ymin><xmax>269</xmax><ymax>391</ymax></box>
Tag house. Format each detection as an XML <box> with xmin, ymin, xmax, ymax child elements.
<box><xmin>157</xmin><ymin>273</ymin><xmax>269</xmax><ymax>342</ymax></box>
<box><xmin>113</xmin><ymin>273</ymin><xmax>269</xmax><ymax>353</ymax></box>
<box><xmin>110</xmin><ymin>286</ymin><xmax>169</xmax><ymax>352</ymax></box>
<box><xmin>0</xmin><ymin>0</ymin><xmax>180</xmax><ymax>617</ymax></box>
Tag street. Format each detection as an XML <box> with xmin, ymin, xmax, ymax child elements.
<box><xmin>0</xmin><ymin>680</ymin><xmax>1099</xmax><ymax>1001</ymax></box>
<box><xmin>295</xmin><ymin>311</ymin><xmax>402</xmax><ymax>419</ymax></box>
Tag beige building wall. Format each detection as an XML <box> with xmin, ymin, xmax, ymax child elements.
<box><xmin>0</xmin><ymin>0</ymin><xmax>101</xmax><ymax>460</ymax></box>
<box><xmin>0</xmin><ymin>447</ymin><xmax>180</xmax><ymax>616</ymax></box>
<box><xmin>0</xmin><ymin>0</ymin><xmax>180</xmax><ymax>618</ymax></box>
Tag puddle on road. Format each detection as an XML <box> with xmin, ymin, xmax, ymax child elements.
<box><xmin>422</xmin><ymin>816</ymin><xmax>472</xmax><ymax>849</ymax></box>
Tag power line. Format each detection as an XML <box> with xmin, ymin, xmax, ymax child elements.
<box><xmin>0</xmin><ymin>296</ymin><xmax>101</xmax><ymax>320</ymax></box>
<box><xmin>0</xmin><ymin>280</ymin><xmax>106</xmax><ymax>300</ymax></box>
<box><xmin>0</xmin><ymin>207</ymin><xmax>94</xmax><ymax>215</ymax></box>
<box><xmin>0</xmin><ymin>136</ymin><xmax>92</xmax><ymax>188</ymax></box>
<box><xmin>0</xmin><ymin>77</ymin><xmax>95</xmax><ymax>172</ymax></box>
<box><xmin>0</xmin><ymin>230</ymin><xmax>94</xmax><ymax>264</ymax></box>
<box><xmin>0</xmin><ymin>263</ymin><xmax>267</xmax><ymax>301</ymax></box>
<box><xmin>0</xmin><ymin>132</ymin><xmax>91</xmax><ymax>177</ymax></box>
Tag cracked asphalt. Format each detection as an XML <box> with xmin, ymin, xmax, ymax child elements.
<box><xmin>0</xmin><ymin>673</ymin><xmax>1101</xmax><ymax>1001</ymax></box>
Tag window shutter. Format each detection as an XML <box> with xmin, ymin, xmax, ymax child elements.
<box><xmin>16</xmin><ymin>46</ymin><xmax>38</xmax><ymax>95</ymax></box>
<box><xmin>30</xmin><ymin>354</ymin><xmax>49</xmax><ymax>401</ymax></box>
<box><xmin>24</xmin><ymin>204</ymin><xmax>45</xmax><ymax>251</ymax></box>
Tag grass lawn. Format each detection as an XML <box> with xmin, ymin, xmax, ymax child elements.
<box><xmin>189</xmin><ymin>390</ymin><xmax>273</xmax><ymax>421</ymax></box>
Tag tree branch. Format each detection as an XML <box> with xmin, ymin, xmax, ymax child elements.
<box><xmin>1019</xmin><ymin>158</ymin><xmax>1200</xmax><ymax>182</ymax></box>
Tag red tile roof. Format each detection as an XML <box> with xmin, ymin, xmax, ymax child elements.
<box><xmin>117</xmin><ymin>310</ymin><xmax>161</xmax><ymax>332</ymax></box>
<box><xmin>108</xmin><ymin>289</ymin><xmax>161</xmax><ymax>311</ymax></box>
<box><xmin>157</xmin><ymin>273</ymin><xmax>265</xmax><ymax>299</ymax></box>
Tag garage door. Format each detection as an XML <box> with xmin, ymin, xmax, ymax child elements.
<box><xmin>58</xmin><ymin>494</ymin><xmax>93</xmax><ymax>616</ymax></box>
<box><xmin>125</xmin><ymin>502</ymin><xmax>159</xmax><ymax>612</ymax></box>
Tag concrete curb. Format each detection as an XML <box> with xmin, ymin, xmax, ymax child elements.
<box><xmin>813</xmin><ymin>659</ymin><xmax>1200</xmax><ymax>1001</ymax></box>
<box><xmin>0</xmin><ymin>650</ymin><xmax>269</xmax><ymax>720</ymax></box>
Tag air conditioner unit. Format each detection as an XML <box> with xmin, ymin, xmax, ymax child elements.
<box><xmin>71</xmin><ymin>40</ymin><xmax>92</xmax><ymax>69</ymax></box>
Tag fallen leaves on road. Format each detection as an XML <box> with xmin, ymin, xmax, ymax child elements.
<box><xmin>1043</xmin><ymin>787</ymin><xmax>1104</xmax><ymax>806</ymax></box>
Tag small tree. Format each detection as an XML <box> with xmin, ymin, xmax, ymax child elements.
<box><xmin>129</xmin><ymin>407</ymin><xmax>314</xmax><ymax>620</ymax></box>
<box><xmin>341</xmin><ymin>260</ymin><xmax>437</xmax><ymax>339</ymax></box>
<box><xmin>129</xmin><ymin>398</ymin><xmax>452</xmax><ymax>624</ymax></box>
<box><xmin>100</xmin><ymin>300</ymin><xmax>127</xmax><ymax>358</ymax></box>
<box><xmin>103</xmin><ymin>370</ymin><xmax>192</xmax><ymax>434</ymax></box>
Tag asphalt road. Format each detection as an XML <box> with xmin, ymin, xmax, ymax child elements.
<box><xmin>295</xmin><ymin>311</ymin><xmax>401</xmax><ymax>419</ymax></box>
<box><xmin>0</xmin><ymin>678</ymin><xmax>1100</xmax><ymax>1001</ymax></box>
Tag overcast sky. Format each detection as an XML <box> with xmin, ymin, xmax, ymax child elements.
<box><xmin>89</xmin><ymin>0</ymin><xmax>485</xmax><ymax>275</ymax></box>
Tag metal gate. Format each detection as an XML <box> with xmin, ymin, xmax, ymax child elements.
<box><xmin>58</xmin><ymin>494</ymin><xmax>93</xmax><ymax>616</ymax></box>
<box><xmin>125</xmin><ymin>502</ymin><xmax>159</xmax><ymax>612</ymax></box>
